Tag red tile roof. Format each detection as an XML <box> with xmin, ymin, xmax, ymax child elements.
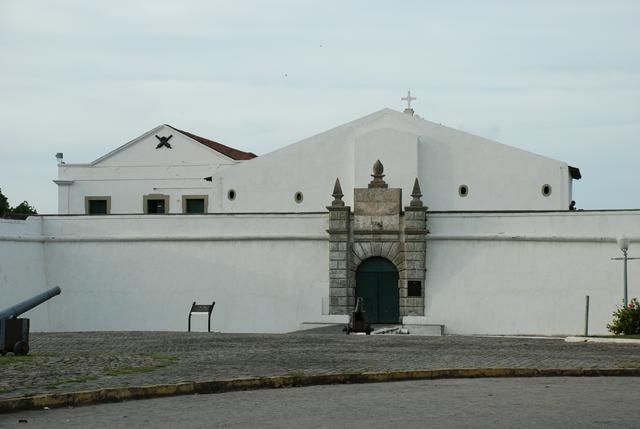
<box><xmin>166</xmin><ymin>125</ymin><xmax>257</xmax><ymax>160</ymax></box>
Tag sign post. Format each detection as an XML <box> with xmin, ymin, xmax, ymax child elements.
<box><xmin>188</xmin><ymin>301</ymin><xmax>215</xmax><ymax>332</ymax></box>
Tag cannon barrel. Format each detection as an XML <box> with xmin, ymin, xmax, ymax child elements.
<box><xmin>0</xmin><ymin>286</ymin><xmax>61</xmax><ymax>320</ymax></box>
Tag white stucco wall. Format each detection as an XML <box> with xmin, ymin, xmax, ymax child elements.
<box><xmin>0</xmin><ymin>218</ymin><xmax>51</xmax><ymax>331</ymax></box>
<box><xmin>2</xmin><ymin>210</ymin><xmax>637</xmax><ymax>335</ymax></box>
<box><xmin>38</xmin><ymin>214</ymin><xmax>329</xmax><ymax>333</ymax></box>
<box><xmin>424</xmin><ymin>210</ymin><xmax>640</xmax><ymax>335</ymax></box>
<box><xmin>212</xmin><ymin>109</ymin><xmax>573</xmax><ymax>213</ymax></box>
<box><xmin>56</xmin><ymin>125</ymin><xmax>246</xmax><ymax>214</ymax></box>
<box><xmin>55</xmin><ymin>109</ymin><xmax>576</xmax><ymax>215</ymax></box>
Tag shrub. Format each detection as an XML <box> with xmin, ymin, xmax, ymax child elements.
<box><xmin>607</xmin><ymin>298</ymin><xmax>640</xmax><ymax>335</ymax></box>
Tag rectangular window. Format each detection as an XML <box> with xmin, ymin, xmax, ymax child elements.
<box><xmin>186</xmin><ymin>198</ymin><xmax>205</xmax><ymax>213</ymax></box>
<box><xmin>182</xmin><ymin>195</ymin><xmax>208</xmax><ymax>214</ymax></box>
<box><xmin>147</xmin><ymin>199</ymin><xmax>166</xmax><ymax>214</ymax></box>
<box><xmin>89</xmin><ymin>200</ymin><xmax>107</xmax><ymax>214</ymax></box>
<box><xmin>143</xmin><ymin>194</ymin><xmax>169</xmax><ymax>214</ymax></box>
<box><xmin>408</xmin><ymin>281</ymin><xmax>422</xmax><ymax>297</ymax></box>
<box><xmin>85</xmin><ymin>196</ymin><xmax>111</xmax><ymax>215</ymax></box>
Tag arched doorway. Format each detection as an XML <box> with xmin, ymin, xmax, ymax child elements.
<box><xmin>355</xmin><ymin>257</ymin><xmax>399</xmax><ymax>324</ymax></box>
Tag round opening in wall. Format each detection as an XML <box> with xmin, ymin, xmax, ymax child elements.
<box><xmin>458</xmin><ymin>185</ymin><xmax>469</xmax><ymax>197</ymax></box>
<box><xmin>541</xmin><ymin>184</ymin><xmax>552</xmax><ymax>197</ymax></box>
<box><xmin>227</xmin><ymin>189</ymin><xmax>236</xmax><ymax>201</ymax></box>
<box><xmin>294</xmin><ymin>191</ymin><xmax>303</xmax><ymax>203</ymax></box>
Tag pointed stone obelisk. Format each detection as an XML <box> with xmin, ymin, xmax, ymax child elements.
<box><xmin>410</xmin><ymin>178</ymin><xmax>423</xmax><ymax>207</ymax></box>
<box><xmin>331</xmin><ymin>178</ymin><xmax>345</xmax><ymax>207</ymax></box>
<box><xmin>326</xmin><ymin>177</ymin><xmax>351</xmax><ymax>315</ymax></box>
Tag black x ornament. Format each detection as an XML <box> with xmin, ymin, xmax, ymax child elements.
<box><xmin>155</xmin><ymin>134</ymin><xmax>173</xmax><ymax>149</ymax></box>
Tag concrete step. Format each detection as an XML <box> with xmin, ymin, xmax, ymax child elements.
<box><xmin>402</xmin><ymin>316</ymin><xmax>444</xmax><ymax>336</ymax></box>
<box><xmin>402</xmin><ymin>324</ymin><xmax>444</xmax><ymax>336</ymax></box>
<box><xmin>370</xmin><ymin>323</ymin><xmax>444</xmax><ymax>336</ymax></box>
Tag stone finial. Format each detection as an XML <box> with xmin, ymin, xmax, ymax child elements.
<box><xmin>410</xmin><ymin>178</ymin><xmax>423</xmax><ymax>207</ymax></box>
<box><xmin>368</xmin><ymin>160</ymin><xmax>388</xmax><ymax>189</ymax></box>
<box><xmin>331</xmin><ymin>178</ymin><xmax>345</xmax><ymax>206</ymax></box>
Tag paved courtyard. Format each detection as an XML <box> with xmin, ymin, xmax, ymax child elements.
<box><xmin>1</xmin><ymin>328</ymin><xmax>640</xmax><ymax>401</ymax></box>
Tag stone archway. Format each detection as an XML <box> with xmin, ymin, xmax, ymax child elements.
<box><xmin>355</xmin><ymin>257</ymin><xmax>399</xmax><ymax>324</ymax></box>
<box><xmin>327</xmin><ymin>161</ymin><xmax>427</xmax><ymax>319</ymax></box>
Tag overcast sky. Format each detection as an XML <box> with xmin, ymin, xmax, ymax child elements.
<box><xmin>1</xmin><ymin>0</ymin><xmax>639</xmax><ymax>213</ymax></box>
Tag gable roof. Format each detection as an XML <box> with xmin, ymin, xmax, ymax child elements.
<box><xmin>90</xmin><ymin>124</ymin><xmax>257</xmax><ymax>165</ymax></box>
<box><xmin>166</xmin><ymin>125</ymin><xmax>257</xmax><ymax>160</ymax></box>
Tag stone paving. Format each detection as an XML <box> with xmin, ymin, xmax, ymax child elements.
<box><xmin>1</xmin><ymin>328</ymin><xmax>640</xmax><ymax>400</ymax></box>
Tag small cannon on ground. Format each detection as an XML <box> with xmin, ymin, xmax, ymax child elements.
<box><xmin>345</xmin><ymin>297</ymin><xmax>371</xmax><ymax>335</ymax></box>
<box><xmin>0</xmin><ymin>286</ymin><xmax>61</xmax><ymax>356</ymax></box>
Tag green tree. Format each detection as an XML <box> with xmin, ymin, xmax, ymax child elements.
<box><xmin>0</xmin><ymin>188</ymin><xmax>38</xmax><ymax>217</ymax></box>
<box><xmin>0</xmin><ymin>188</ymin><xmax>9</xmax><ymax>216</ymax></box>
<box><xmin>11</xmin><ymin>201</ymin><xmax>37</xmax><ymax>215</ymax></box>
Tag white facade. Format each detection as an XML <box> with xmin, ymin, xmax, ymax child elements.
<box><xmin>56</xmin><ymin>109</ymin><xmax>580</xmax><ymax>214</ymax></box>
<box><xmin>55</xmin><ymin>125</ymin><xmax>256</xmax><ymax>215</ymax></box>
<box><xmin>1</xmin><ymin>211</ymin><xmax>638</xmax><ymax>335</ymax></box>
<box><xmin>5</xmin><ymin>108</ymin><xmax>631</xmax><ymax>337</ymax></box>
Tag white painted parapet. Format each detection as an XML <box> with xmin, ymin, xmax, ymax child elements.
<box><xmin>2</xmin><ymin>210</ymin><xmax>639</xmax><ymax>335</ymax></box>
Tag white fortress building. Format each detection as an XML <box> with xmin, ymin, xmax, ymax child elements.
<box><xmin>2</xmin><ymin>104</ymin><xmax>638</xmax><ymax>336</ymax></box>
<box><xmin>54</xmin><ymin>108</ymin><xmax>581</xmax><ymax>215</ymax></box>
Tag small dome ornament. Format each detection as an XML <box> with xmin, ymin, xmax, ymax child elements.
<box><xmin>368</xmin><ymin>160</ymin><xmax>388</xmax><ymax>189</ymax></box>
<box><xmin>331</xmin><ymin>178</ymin><xmax>345</xmax><ymax>207</ymax></box>
<box><xmin>410</xmin><ymin>178</ymin><xmax>423</xmax><ymax>207</ymax></box>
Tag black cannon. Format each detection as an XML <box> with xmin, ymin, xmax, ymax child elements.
<box><xmin>345</xmin><ymin>297</ymin><xmax>372</xmax><ymax>335</ymax></box>
<box><xmin>0</xmin><ymin>286</ymin><xmax>61</xmax><ymax>356</ymax></box>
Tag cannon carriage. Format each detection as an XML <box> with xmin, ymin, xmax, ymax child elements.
<box><xmin>0</xmin><ymin>286</ymin><xmax>61</xmax><ymax>356</ymax></box>
<box><xmin>345</xmin><ymin>297</ymin><xmax>372</xmax><ymax>335</ymax></box>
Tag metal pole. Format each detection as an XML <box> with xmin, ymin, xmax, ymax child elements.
<box><xmin>624</xmin><ymin>249</ymin><xmax>628</xmax><ymax>307</ymax></box>
<box><xmin>584</xmin><ymin>295</ymin><xmax>590</xmax><ymax>337</ymax></box>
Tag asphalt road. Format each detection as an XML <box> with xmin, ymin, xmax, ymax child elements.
<box><xmin>1</xmin><ymin>377</ymin><xmax>637</xmax><ymax>428</ymax></box>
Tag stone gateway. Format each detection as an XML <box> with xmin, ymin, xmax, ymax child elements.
<box><xmin>328</xmin><ymin>161</ymin><xmax>427</xmax><ymax>322</ymax></box>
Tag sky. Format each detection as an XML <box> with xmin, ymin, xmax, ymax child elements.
<box><xmin>1</xmin><ymin>0</ymin><xmax>639</xmax><ymax>213</ymax></box>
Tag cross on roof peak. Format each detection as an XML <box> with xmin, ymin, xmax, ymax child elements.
<box><xmin>401</xmin><ymin>90</ymin><xmax>416</xmax><ymax>109</ymax></box>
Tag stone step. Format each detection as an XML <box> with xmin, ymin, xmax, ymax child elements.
<box><xmin>402</xmin><ymin>324</ymin><xmax>444</xmax><ymax>336</ymax></box>
<box><xmin>370</xmin><ymin>323</ymin><xmax>444</xmax><ymax>336</ymax></box>
<box><xmin>401</xmin><ymin>316</ymin><xmax>444</xmax><ymax>336</ymax></box>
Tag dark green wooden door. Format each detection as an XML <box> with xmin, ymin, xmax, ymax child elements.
<box><xmin>355</xmin><ymin>257</ymin><xmax>399</xmax><ymax>324</ymax></box>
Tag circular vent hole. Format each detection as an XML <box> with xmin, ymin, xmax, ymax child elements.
<box><xmin>227</xmin><ymin>190</ymin><xmax>236</xmax><ymax>201</ymax></box>
<box><xmin>458</xmin><ymin>185</ymin><xmax>469</xmax><ymax>197</ymax></box>
<box><xmin>294</xmin><ymin>192</ymin><xmax>303</xmax><ymax>203</ymax></box>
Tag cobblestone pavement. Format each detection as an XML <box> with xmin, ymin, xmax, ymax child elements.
<box><xmin>1</xmin><ymin>328</ymin><xmax>640</xmax><ymax>399</ymax></box>
<box><xmin>3</xmin><ymin>377</ymin><xmax>638</xmax><ymax>428</ymax></box>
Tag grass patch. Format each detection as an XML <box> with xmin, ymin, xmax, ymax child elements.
<box><xmin>104</xmin><ymin>354</ymin><xmax>178</xmax><ymax>377</ymax></box>
<box><xmin>141</xmin><ymin>353</ymin><xmax>179</xmax><ymax>362</ymax></box>
<box><xmin>104</xmin><ymin>363</ymin><xmax>170</xmax><ymax>377</ymax></box>
<box><xmin>616</xmin><ymin>361</ymin><xmax>640</xmax><ymax>368</ymax></box>
<box><xmin>0</xmin><ymin>352</ymin><xmax>61</xmax><ymax>366</ymax></box>
<box><xmin>0</xmin><ymin>355</ymin><xmax>34</xmax><ymax>365</ymax></box>
<box><xmin>46</xmin><ymin>375</ymin><xmax>99</xmax><ymax>389</ymax></box>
